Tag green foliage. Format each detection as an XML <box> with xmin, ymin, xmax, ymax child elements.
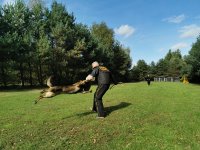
<box><xmin>129</xmin><ymin>49</ymin><xmax>185</xmax><ymax>81</ymax></box>
<box><xmin>185</xmin><ymin>36</ymin><xmax>200</xmax><ymax>82</ymax></box>
<box><xmin>2</xmin><ymin>0</ymin><xmax>199</xmax><ymax>85</ymax></box>
<box><xmin>0</xmin><ymin>1</ymin><xmax>132</xmax><ymax>87</ymax></box>
<box><xmin>166</xmin><ymin>50</ymin><xmax>184</xmax><ymax>77</ymax></box>
<box><xmin>28</xmin><ymin>0</ymin><xmax>44</xmax><ymax>10</ymax></box>
<box><xmin>112</xmin><ymin>42</ymin><xmax>132</xmax><ymax>81</ymax></box>
<box><xmin>149</xmin><ymin>61</ymin><xmax>157</xmax><ymax>77</ymax></box>
<box><xmin>158</xmin><ymin>49</ymin><xmax>184</xmax><ymax>77</ymax></box>
<box><xmin>91</xmin><ymin>22</ymin><xmax>114</xmax><ymax>51</ymax></box>
<box><xmin>135</xmin><ymin>60</ymin><xmax>149</xmax><ymax>80</ymax></box>
<box><xmin>91</xmin><ymin>22</ymin><xmax>115</xmax><ymax>65</ymax></box>
<box><xmin>90</xmin><ymin>22</ymin><xmax>132</xmax><ymax>82</ymax></box>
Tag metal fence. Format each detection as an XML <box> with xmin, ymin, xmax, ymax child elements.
<box><xmin>154</xmin><ymin>77</ymin><xmax>180</xmax><ymax>82</ymax></box>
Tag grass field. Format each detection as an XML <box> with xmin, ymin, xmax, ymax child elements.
<box><xmin>0</xmin><ymin>82</ymin><xmax>200</xmax><ymax>150</ymax></box>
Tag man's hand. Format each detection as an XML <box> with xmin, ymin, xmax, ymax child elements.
<box><xmin>86</xmin><ymin>75</ymin><xmax>94</xmax><ymax>81</ymax></box>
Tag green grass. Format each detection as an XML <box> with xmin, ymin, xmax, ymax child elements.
<box><xmin>0</xmin><ymin>82</ymin><xmax>200</xmax><ymax>150</ymax></box>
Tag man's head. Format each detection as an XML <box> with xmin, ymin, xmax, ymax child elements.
<box><xmin>92</xmin><ymin>61</ymin><xmax>99</xmax><ymax>69</ymax></box>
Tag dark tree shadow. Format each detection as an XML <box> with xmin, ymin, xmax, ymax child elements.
<box><xmin>74</xmin><ymin>102</ymin><xmax>132</xmax><ymax>117</ymax></box>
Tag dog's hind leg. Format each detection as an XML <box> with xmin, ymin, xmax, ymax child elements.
<box><xmin>40</xmin><ymin>89</ymin><xmax>47</xmax><ymax>94</ymax></box>
<box><xmin>35</xmin><ymin>96</ymin><xmax>43</xmax><ymax>104</ymax></box>
<box><xmin>35</xmin><ymin>91</ymin><xmax>56</xmax><ymax>104</ymax></box>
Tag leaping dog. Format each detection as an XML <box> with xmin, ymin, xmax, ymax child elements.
<box><xmin>35</xmin><ymin>76</ymin><xmax>92</xmax><ymax>104</ymax></box>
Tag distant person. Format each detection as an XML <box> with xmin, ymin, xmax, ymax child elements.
<box><xmin>86</xmin><ymin>61</ymin><xmax>117</xmax><ymax>118</ymax></box>
<box><xmin>145</xmin><ymin>75</ymin><xmax>151</xmax><ymax>86</ymax></box>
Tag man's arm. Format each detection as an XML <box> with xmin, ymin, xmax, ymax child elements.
<box><xmin>86</xmin><ymin>67</ymin><xmax>99</xmax><ymax>81</ymax></box>
<box><xmin>86</xmin><ymin>74</ymin><xmax>94</xmax><ymax>81</ymax></box>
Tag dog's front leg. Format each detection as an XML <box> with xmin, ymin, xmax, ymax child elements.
<box><xmin>81</xmin><ymin>90</ymin><xmax>92</xmax><ymax>94</ymax></box>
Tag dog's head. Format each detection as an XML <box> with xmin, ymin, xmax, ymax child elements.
<box><xmin>73</xmin><ymin>80</ymin><xmax>91</xmax><ymax>91</ymax></box>
<box><xmin>80</xmin><ymin>80</ymin><xmax>91</xmax><ymax>91</ymax></box>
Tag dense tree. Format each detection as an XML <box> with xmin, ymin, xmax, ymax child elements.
<box><xmin>0</xmin><ymin>0</ymin><xmax>200</xmax><ymax>86</ymax></box>
<box><xmin>47</xmin><ymin>2</ymin><xmax>73</xmax><ymax>82</ymax></box>
<box><xmin>156</xmin><ymin>58</ymin><xmax>168</xmax><ymax>76</ymax></box>
<box><xmin>130</xmin><ymin>65</ymin><xmax>140</xmax><ymax>82</ymax></box>
<box><xmin>28</xmin><ymin>1</ymin><xmax>48</xmax><ymax>85</ymax></box>
<box><xmin>0</xmin><ymin>5</ymin><xmax>10</xmax><ymax>86</ymax></box>
<box><xmin>185</xmin><ymin>36</ymin><xmax>200</xmax><ymax>83</ymax></box>
<box><xmin>154</xmin><ymin>49</ymin><xmax>184</xmax><ymax>78</ymax></box>
<box><xmin>165</xmin><ymin>49</ymin><xmax>184</xmax><ymax>77</ymax></box>
<box><xmin>90</xmin><ymin>22</ymin><xmax>115</xmax><ymax>66</ymax></box>
<box><xmin>0</xmin><ymin>0</ymin><xmax>32</xmax><ymax>86</ymax></box>
<box><xmin>112</xmin><ymin>42</ymin><xmax>132</xmax><ymax>81</ymax></box>
<box><xmin>90</xmin><ymin>22</ymin><xmax>132</xmax><ymax>82</ymax></box>
<box><xmin>28</xmin><ymin>0</ymin><xmax>44</xmax><ymax>9</ymax></box>
<box><xmin>149</xmin><ymin>61</ymin><xmax>157</xmax><ymax>77</ymax></box>
<box><xmin>131</xmin><ymin>60</ymin><xmax>149</xmax><ymax>81</ymax></box>
<box><xmin>0</xmin><ymin>1</ymin><xmax>133</xmax><ymax>86</ymax></box>
<box><xmin>2</xmin><ymin>0</ymin><xmax>199</xmax><ymax>86</ymax></box>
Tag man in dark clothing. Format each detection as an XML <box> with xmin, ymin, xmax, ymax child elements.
<box><xmin>145</xmin><ymin>75</ymin><xmax>151</xmax><ymax>86</ymax></box>
<box><xmin>86</xmin><ymin>61</ymin><xmax>116</xmax><ymax>118</ymax></box>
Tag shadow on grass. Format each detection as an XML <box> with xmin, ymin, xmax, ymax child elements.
<box><xmin>62</xmin><ymin>110</ymin><xmax>96</xmax><ymax>119</ymax></box>
<box><xmin>104</xmin><ymin>102</ymin><xmax>132</xmax><ymax>116</ymax></box>
<box><xmin>0</xmin><ymin>86</ymin><xmax>45</xmax><ymax>92</ymax></box>
<box><xmin>74</xmin><ymin>102</ymin><xmax>132</xmax><ymax>118</ymax></box>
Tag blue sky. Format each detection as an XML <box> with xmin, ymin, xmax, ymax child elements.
<box><xmin>1</xmin><ymin>0</ymin><xmax>200</xmax><ymax>65</ymax></box>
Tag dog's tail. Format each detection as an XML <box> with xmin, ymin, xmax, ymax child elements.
<box><xmin>47</xmin><ymin>76</ymin><xmax>53</xmax><ymax>87</ymax></box>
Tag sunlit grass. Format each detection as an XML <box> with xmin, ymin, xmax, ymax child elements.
<box><xmin>0</xmin><ymin>82</ymin><xmax>200</xmax><ymax>149</ymax></box>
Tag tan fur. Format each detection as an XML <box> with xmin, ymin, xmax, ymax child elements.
<box><xmin>35</xmin><ymin>77</ymin><xmax>91</xmax><ymax>104</ymax></box>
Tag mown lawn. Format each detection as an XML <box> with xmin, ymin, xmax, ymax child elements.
<box><xmin>0</xmin><ymin>82</ymin><xmax>200</xmax><ymax>150</ymax></box>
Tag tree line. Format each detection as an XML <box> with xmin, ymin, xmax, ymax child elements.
<box><xmin>0</xmin><ymin>0</ymin><xmax>200</xmax><ymax>87</ymax></box>
<box><xmin>0</xmin><ymin>0</ymin><xmax>132</xmax><ymax>87</ymax></box>
<box><xmin>130</xmin><ymin>37</ymin><xmax>200</xmax><ymax>83</ymax></box>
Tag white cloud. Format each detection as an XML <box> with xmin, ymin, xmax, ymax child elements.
<box><xmin>114</xmin><ymin>25</ymin><xmax>135</xmax><ymax>38</ymax></box>
<box><xmin>2</xmin><ymin>0</ymin><xmax>15</xmax><ymax>5</ymax></box>
<box><xmin>179</xmin><ymin>24</ymin><xmax>200</xmax><ymax>38</ymax></box>
<box><xmin>171</xmin><ymin>42</ymin><xmax>188</xmax><ymax>51</ymax></box>
<box><xmin>163</xmin><ymin>14</ymin><xmax>185</xmax><ymax>24</ymax></box>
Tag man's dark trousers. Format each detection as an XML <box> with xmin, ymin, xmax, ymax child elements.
<box><xmin>92</xmin><ymin>84</ymin><xmax>110</xmax><ymax>117</ymax></box>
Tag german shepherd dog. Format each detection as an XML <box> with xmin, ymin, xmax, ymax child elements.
<box><xmin>35</xmin><ymin>76</ymin><xmax>91</xmax><ymax>104</ymax></box>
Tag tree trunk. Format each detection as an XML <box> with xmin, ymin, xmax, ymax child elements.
<box><xmin>37</xmin><ymin>58</ymin><xmax>43</xmax><ymax>86</ymax></box>
<box><xmin>0</xmin><ymin>62</ymin><xmax>7</xmax><ymax>87</ymax></box>
<box><xmin>19</xmin><ymin>62</ymin><xmax>25</xmax><ymax>87</ymax></box>
<box><xmin>28</xmin><ymin>62</ymin><xmax>33</xmax><ymax>86</ymax></box>
<box><xmin>39</xmin><ymin>62</ymin><xmax>43</xmax><ymax>85</ymax></box>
